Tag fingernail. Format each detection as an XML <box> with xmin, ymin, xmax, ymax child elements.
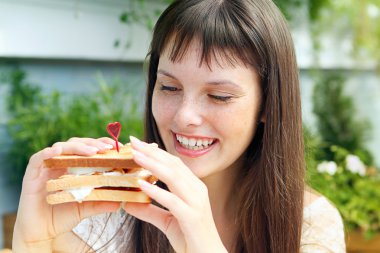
<box><xmin>104</xmin><ymin>144</ymin><xmax>113</xmax><ymax>149</ymax></box>
<box><xmin>138</xmin><ymin>179</ymin><xmax>152</xmax><ymax>189</ymax></box>
<box><xmin>129</xmin><ymin>135</ymin><xmax>140</xmax><ymax>144</ymax></box>
<box><xmin>131</xmin><ymin>149</ymin><xmax>145</xmax><ymax>159</ymax></box>
<box><xmin>150</xmin><ymin>143</ymin><xmax>158</xmax><ymax>148</ymax></box>
<box><xmin>130</xmin><ymin>136</ymin><xmax>146</xmax><ymax>148</ymax></box>
<box><xmin>51</xmin><ymin>146</ymin><xmax>62</xmax><ymax>154</ymax></box>
<box><xmin>88</xmin><ymin>147</ymin><xmax>99</xmax><ymax>153</ymax></box>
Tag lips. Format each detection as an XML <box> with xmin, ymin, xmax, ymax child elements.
<box><xmin>173</xmin><ymin>133</ymin><xmax>217</xmax><ymax>157</ymax></box>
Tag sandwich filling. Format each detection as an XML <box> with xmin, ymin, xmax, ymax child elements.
<box><xmin>54</xmin><ymin>167</ymin><xmax>154</xmax><ymax>202</ymax></box>
<box><xmin>66</xmin><ymin>187</ymin><xmax>94</xmax><ymax>201</ymax></box>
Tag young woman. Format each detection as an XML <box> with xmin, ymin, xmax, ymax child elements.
<box><xmin>13</xmin><ymin>0</ymin><xmax>345</xmax><ymax>252</ymax></box>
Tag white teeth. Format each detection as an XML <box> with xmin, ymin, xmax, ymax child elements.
<box><xmin>189</xmin><ymin>138</ymin><xmax>196</xmax><ymax>146</ymax></box>
<box><xmin>175</xmin><ymin>134</ymin><xmax>215</xmax><ymax>150</ymax></box>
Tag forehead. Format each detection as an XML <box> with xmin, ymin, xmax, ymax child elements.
<box><xmin>158</xmin><ymin>39</ymin><xmax>260</xmax><ymax>91</ymax></box>
<box><xmin>160</xmin><ymin>37</ymin><xmax>250</xmax><ymax>71</ymax></box>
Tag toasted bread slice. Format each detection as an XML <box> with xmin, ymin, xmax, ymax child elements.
<box><xmin>44</xmin><ymin>145</ymin><xmax>139</xmax><ymax>168</ymax></box>
<box><xmin>46</xmin><ymin>189</ymin><xmax>150</xmax><ymax>204</ymax></box>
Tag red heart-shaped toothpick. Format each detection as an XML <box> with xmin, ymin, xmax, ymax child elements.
<box><xmin>107</xmin><ymin>122</ymin><xmax>121</xmax><ymax>152</ymax></box>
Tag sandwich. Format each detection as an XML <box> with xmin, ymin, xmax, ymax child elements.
<box><xmin>44</xmin><ymin>144</ymin><xmax>156</xmax><ymax>205</ymax></box>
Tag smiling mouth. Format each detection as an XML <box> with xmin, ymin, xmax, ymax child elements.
<box><xmin>175</xmin><ymin>134</ymin><xmax>216</xmax><ymax>150</ymax></box>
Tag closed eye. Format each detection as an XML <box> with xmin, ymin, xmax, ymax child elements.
<box><xmin>208</xmin><ymin>94</ymin><xmax>233</xmax><ymax>102</ymax></box>
<box><xmin>160</xmin><ymin>85</ymin><xmax>180</xmax><ymax>92</ymax></box>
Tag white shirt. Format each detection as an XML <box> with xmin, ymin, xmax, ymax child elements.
<box><xmin>73</xmin><ymin>197</ymin><xmax>346</xmax><ymax>253</ymax></box>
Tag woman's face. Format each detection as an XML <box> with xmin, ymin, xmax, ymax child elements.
<box><xmin>152</xmin><ymin>41</ymin><xmax>262</xmax><ymax>179</ymax></box>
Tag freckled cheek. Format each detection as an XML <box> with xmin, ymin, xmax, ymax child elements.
<box><xmin>152</xmin><ymin>94</ymin><xmax>176</xmax><ymax>127</ymax></box>
<box><xmin>216</xmin><ymin>105</ymin><xmax>257</xmax><ymax>142</ymax></box>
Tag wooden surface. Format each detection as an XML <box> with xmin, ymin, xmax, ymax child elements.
<box><xmin>2</xmin><ymin>213</ymin><xmax>16</xmax><ymax>249</ymax></box>
<box><xmin>347</xmin><ymin>230</ymin><xmax>380</xmax><ymax>253</ymax></box>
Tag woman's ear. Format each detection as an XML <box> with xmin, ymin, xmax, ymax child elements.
<box><xmin>259</xmin><ymin>108</ymin><xmax>266</xmax><ymax>123</ymax></box>
<box><xmin>260</xmin><ymin>113</ymin><xmax>266</xmax><ymax>123</ymax></box>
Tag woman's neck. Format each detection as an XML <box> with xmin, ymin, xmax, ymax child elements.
<box><xmin>203</xmin><ymin>171</ymin><xmax>236</xmax><ymax>219</ymax></box>
<box><xmin>201</xmin><ymin>161</ymin><xmax>242</xmax><ymax>250</ymax></box>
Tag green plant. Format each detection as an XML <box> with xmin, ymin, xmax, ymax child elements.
<box><xmin>312</xmin><ymin>71</ymin><xmax>373</xmax><ymax>165</ymax></box>
<box><xmin>307</xmin><ymin>144</ymin><xmax>380</xmax><ymax>239</ymax></box>
<box><xmin>306</xmin><ymin>70</ymin><xmax>380</xmax><ymax>239</ymax></box>
<box><xmin>303</xmin><ymin>124</ymin><xmax>320</xmax><ymax>172</ymax></box>
<box><xmin>117</xmin><ymin>0</ymin><xmax>332</xmax><ymax>28</ymax></box>
<box><xmin>2</xmin><ymin>69</ymin><xmax>144</xmax><ymax>185</ymax></box>
<box><xmin>309</xmin><ymin>0</ymin><xmax>380</xmax><ymax>67</ymax></box>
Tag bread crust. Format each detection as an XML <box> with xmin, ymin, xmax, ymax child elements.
<box><xmin>46</xmin><ymin>189</ymin><xmax>151</xmax><ymax>204</ymax></box>
<box><xmin>44</xmin><ymin>145</ymin><xmax>139</xmax><ymax>169</ymax></box>
<box><xmin>44</xmin><ymin>144</ymin><xmax>155</xmax><ymax>204</ymax></box>
<box><xmin>46</xmin><ymin>174</ymin><xmax>157</xmax><ymax>192</ymax></box>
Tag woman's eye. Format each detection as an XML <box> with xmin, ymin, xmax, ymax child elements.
<box><xmin>160</xmin><ymin>85</ymin><xmax>179</xmax><ymax>92</ymax></box>
<box><xmin>208</xmin><ymin>94</ymin><xmax>233</xmax><ymax>102</ymax></box>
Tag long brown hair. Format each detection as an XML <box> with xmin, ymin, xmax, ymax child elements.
<box><xmin>127</xmin><ymin>0</ymin><xmax>305</xmax><ymax>252</ymax></box>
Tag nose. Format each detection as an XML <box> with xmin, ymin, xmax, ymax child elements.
<box><xmin>173</xmin><ymin>96</ymin><xmax>203</xmax><ymax>128</ymax></box>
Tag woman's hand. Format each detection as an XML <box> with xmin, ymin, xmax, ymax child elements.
<box><xmin>124</xmin><ymin>136</ymin><xmax>228</xmax><ymax>253</ymax></box>
<box><xmin>13</xmin><ymin>137</ymin><xmax>121</xmax><ymax>253</ymax></box>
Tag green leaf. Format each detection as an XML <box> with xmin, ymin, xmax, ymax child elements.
<box><xmin>120</xmin><ymin>12</ymin><xmax>129</xmax><ymax>23</ymax></box>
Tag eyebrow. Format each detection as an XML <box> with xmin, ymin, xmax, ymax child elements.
<box><xmin>157</xmin><ymin>69</ymin><xmax>242</xmax><ymax>89</ymax></box>
<box><xmin>157</xmin><ymin>69</ymin><xmax>177</xmax><ymax>79</ymax></box>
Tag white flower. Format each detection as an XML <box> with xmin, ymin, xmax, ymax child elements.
<box><xmin>367</xmin><ymin>4</ymin><xmax>380</xmax><ymax>18</ymax></box>
<box><xmin>346</xmin><ymin>154</ymin><xmax>366</xmax><ymax>176</ymax></box>
<box><xmin>317</xmin><ymin>161</ymin><xmax>338</xmax><ymax>175</ymax></box>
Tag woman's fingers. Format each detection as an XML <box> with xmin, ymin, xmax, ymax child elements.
<box><xmin>24</xmin><ymin>146</ymin><xmax>63</xmax><ymax>183</ymax></box>
<box><xmin>27</xmin><ymin>136</ymin><xmax>124</xmax><ymax>178</ymax></box>
<box><xmin>123</xmin><ymin>202</ymin><xmax>180</xmax><ymax>235</ymax></box>
<box><xmin>16</xmin><ymin>136</ymin><xmax>129</xmax><ymax>248</ymax></box>
<box><xmin>123</xmin><ymin>203</ymin><xmax>188</xmax><ymax>251</ymax></box>
<box><xmin>54</xmin><ymin>137</ymin><xmax>123</xmax><ymax>155</ymax></box>
<box><xmin>39</xmin><ymin>166</ymin><xmax>67</xmax><ymax>183</ymax></box>
<box><xmin>138</xmin><ymin>180</ymin><xmax>190</xmax><ymax>219</ymax></box>
<box><xmin>52</xmin><ymin>141</ymin><xmax>100</xmax><ymax>156</ymax></box>
<box><xmin>130</xmin><ymin>136</ymin><xmax>204</xmax><ymax>205</ymax></box>
<box><xmin>68</xmin><ymin>137</ymin><xmax>123</xmax><ymax>150</ymax></box>
<box><xmin>130</xmin><ymin>136</ymin><xmax>191</xmax><ymax>175</ymax></box>
<box><xmin>52</xmin><ymin>201</ymin><xmax>121</xmax><ymax>234</ymax></box>
<box><xmin>130</xmin><ymin>136</ymin><xmax>195</xmax><ymax>179</ymax></box>
<box><xmin>97</xmin><ymin>137</ymin><xmax>124</xmax><ymax>149</ymax></box>
<box><xmin>27</xmin><ymin>146</ymin><xmax>62</xmax><ymax>169</ymax></box>
<box><xmin>132</xmin><ymin>149</ymin><xmax>197</xmax><ymax>205</ymax></box>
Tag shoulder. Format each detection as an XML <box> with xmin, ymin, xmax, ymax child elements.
<box><xmin>301</xmin><ymin>191</ymin><xmax>346</xmax><ymax>253</ymax></box>
<box><xmin>303</xmin><ymin>190</ymin><xmax>322</xmax><ymax>207</ymax></box>
<box><xmin>303</xmin><ymin>190</ymin><xmax>341</xmax><ymax>222</ymax></box>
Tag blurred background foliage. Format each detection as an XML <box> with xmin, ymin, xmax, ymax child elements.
<box><xmin>117</xmin><ymin>0</ymin><xmax>380</xmax><ymax>68</ymax></box>
<box><xmin>304</xmin><ymin>71</ymin><xmax>380</xmax><ymax>238</ymax></box>
<box><xmin>312</xmin><ymin>72</ymin><xmax>373</xmax><ymax>165</ymax></box>
<box><xmin>0</xmin><ymin>69</ymin><xmax>143</xmax><ymax>183</ymax></box>
<box><xmin>1</xmin><ymin>0</ymin><xmax>379</xmax><ymax>242</ymax></box>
